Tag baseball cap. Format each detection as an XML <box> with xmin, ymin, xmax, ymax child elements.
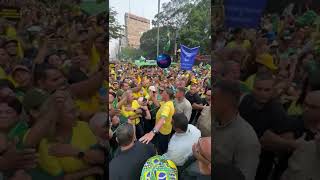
<box><xmin>23</xmin><ymin>89</ymin><xmax>49</xmax><ymax>112</ymax></box>
<box><xmin>149</xmin><ymin>86</ymin><xmax>156</xmax><ymax>92</ymax></box>
<box><xmin>4</xmin><ymin>38</ymin><xmax>18</xmax><ymax>46</ymax></box>
<box><xmin>12</xmin><ymin>65</ymin><xmax>30</xmax><ymax>75</ymax></box>
<box><xmin>256</xmin><ymin>53</ymin><xmax>277</xmax><ymax>70</ymax></box>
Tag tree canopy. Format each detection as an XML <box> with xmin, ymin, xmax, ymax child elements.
<box><xmin>140</xmin><ymin>26</ymin><xmax>175</xmax><ymax>59</ymax></box>
<box><xmin>141</xmin><ymin>0</ymin><xmax>211</xmax><ymax>57</ymax></box>
<box><xmin>109</xmin><ymin>8</ymin><xmax>123</xmax><ymax>39</ymax></box>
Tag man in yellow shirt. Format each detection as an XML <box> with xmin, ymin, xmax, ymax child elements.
<box><xmin>227</xmin><ymin>28</ymin><xmax>251</xmax><ymax>51</ymax></box>
<box><xmin>139</xmin><ymin>87</ymin><xmax>175</xmax><ymax>154</ymax></box>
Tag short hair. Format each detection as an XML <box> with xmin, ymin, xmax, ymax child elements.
<box><xmin>233</xmin><ymin>28</ymin><xmax>243</xmax><ymax>35</ymax></box>
<box><xmin>172</xmin><ymin>113</ymin><xmax>188</xmax><ymax>132</ymax></box>
<box><xmin>214</xmin><ymin>80</ymin><xmax>240</xmax><ymax>107</ymax></box>
<box><xmin>0</xmin><ymin>96</ymin><xmax>22</xmax><ymax>115</ymax></box>
<box><xmin>34</xmin><ymin>63</ymin><xmax>61</xmax><ymax>84</ymax></box>
<box><xmin>116</xmin><ymin>123</ymin><xmax>135</xmax><ymax>146</ymax></box>
<box><xmin>165</xmin><ymin>88</ymin><xmax>175</xmax><ymax>99</ymax></box>
<box><xmin>177</xmin><ymin>87</ymin><xmax>185</xmax><ymax>94</ymax></box>
<box><xmin>89</xmin><ymin>112</ymin><xmax>108</xmax><ymax>130</ymax></box>
<box><xmin>223</xmin><ymin>60</ymin><xmax>239</xmax><ymax>73</ymax></box>
<box><xmin>254</xmin><ymin>71</ymin><xmax>274</xmax><ymax>83</ymax></box>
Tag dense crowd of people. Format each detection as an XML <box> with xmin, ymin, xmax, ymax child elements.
<box><xmin>108</xmin><ymin>62</ymin><xmax>212</xmax><ymax>179</ymax></box>
<box><xmin>1</xmin><ymin>0</ymin><xmax>319</xmax><ymax>180</ymax></box>
<box><xmin>213</xmin><ymin>8</ymin><xmax>320</xmax><ymax>180</ymax></box>
<box><xmin>0</xmin><ymin>0</ymin><xmax>108</xmax><ymax>179</ymax></box>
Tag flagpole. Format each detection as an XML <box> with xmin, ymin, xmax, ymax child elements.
<box><xmin>156</xmin><ymin>0</ymin><xmax>160</xmax><ymax>57</ymax></box>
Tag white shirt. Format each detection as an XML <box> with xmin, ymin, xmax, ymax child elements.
<box><xmin>163</xmin><ymin>124</ymin><xmax>201</xmax><ymax>166</ymax></box>
<box><xmin>175</xmin><ymin>97</ymin><xmax>192</xmax><ymax>121</ymax></box>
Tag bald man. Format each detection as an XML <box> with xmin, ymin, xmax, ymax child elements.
<box><xmin>181</xmin><ymin>137</ymin><xmax>211</xmax><ymax>180</ymax></box>
<box><xmin>281</xmin><ymin>91</ymin><xmax>320</xmax><ymax>180</ymax></box>
<box><xmin>89</xmin><ymin>112</ymin><xmax>109</xmax><ymax>140</ymax></box>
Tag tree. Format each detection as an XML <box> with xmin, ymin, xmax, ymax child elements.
<box><xmin>109</xmin><ymin>8</ymin><xmax>123</xmax><ymax>39</ymax></box>
<box><xmin>179</xmin><ymin>0</ymin><xmax>211</xmax><ymax>54</ymax></box>
<box><xmin>119</xmin><ymin>47</ymin><xmax>144</xmax><ymax>61</ymax></box>
<box><xmin>140</xmin><ymin>26</ymin><xmax>175</xmax><ymax>59</ymax></box>
<box><xmin>153</xmin><ymin>0</ymin><xmax>201</xmax><ymax>28</ymax></box>
<box><xmin>152</xmin><ymin>0</ymin><xmax>211</xmax><ymax>55</ymax></box>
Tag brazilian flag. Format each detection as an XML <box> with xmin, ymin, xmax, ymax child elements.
<box><xmin>163</xmin><ymin>31</ymin><xmax>171</xmax><ymax>53</ymax></box>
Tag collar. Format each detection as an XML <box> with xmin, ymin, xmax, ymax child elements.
<box><xmin>214</xmin><ymin>114</ymin><xmax>238</xmax><ymax>128</ymax></box>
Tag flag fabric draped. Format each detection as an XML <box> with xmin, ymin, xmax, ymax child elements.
<box><xmin>180</xmin><ymin>45</ymin><xmax>199</xmax><ymax>70</ymax></box>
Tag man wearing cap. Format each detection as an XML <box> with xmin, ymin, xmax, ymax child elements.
<box><xmin>139</xmin><ymin>87</ymin><xmax>175</xmax><ymax>155</ymax></box>
<box><xmin>4</xmin><ymin>39</ymin><xmax>22</xmax><ymax>64</ymax></box>
<box><xmin>245</xmin><ymin>53</ymin><xmax>278</xmax><ymax>90</ymax></box>
<box><xmin>11</xmin><ymin>65</ymin><xmax>32</xmax><ymax>93</ymax></box>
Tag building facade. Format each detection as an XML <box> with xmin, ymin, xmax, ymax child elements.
<box><xmin>125</xmin><ymin>13</ymin><xmax>150</xmax><ymax>49</ymax></box>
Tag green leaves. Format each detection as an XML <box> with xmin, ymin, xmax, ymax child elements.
<box><xmin>140</xmin><ymin>26</ymin><xmax>175</xmax><ymax>59</ymax></box>
<box><xmin>109</xmin><ymin>8</ymin><xmax>123</xmax><ymax>39</ymax></box>
<box><xmin>119</xmin><ymin>47</ymin><xmax>144</xmax><ymax>61</ymax></box>
<box><xmin>140</xmin><ymin>0</ymin><xmax>210</xmax><ymax>59</ymax></box>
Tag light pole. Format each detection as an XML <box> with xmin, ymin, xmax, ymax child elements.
<box><xmin>156</xmin><ymin>0</ymin><xmax>160</xmax><ymax>57</ymax></box>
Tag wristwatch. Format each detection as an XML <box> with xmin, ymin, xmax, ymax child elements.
<box><xmin>77</xmin><ymin>151</ymin><xmax>85</xmax><ymax>159</ymax></box>
<box><xmin>151</xmin><ymin>128</ymin><xmax>158</xmax><ymax>134</ymax></box>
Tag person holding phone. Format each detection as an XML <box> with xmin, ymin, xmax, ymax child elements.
<box><xmin>117</xmin><ymin>90</ymin><xmax>145</xmax><ymax>139</ymax></box>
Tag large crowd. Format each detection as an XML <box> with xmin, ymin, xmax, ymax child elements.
<box><xmin>108</xmin><ymin>62</ymin><xmax>212</xmax><ymax>179</ymax></box>
<box><xmin>0</xmin><ymin>0</ymin><xmax>319</xmax><ymax>180</ymax></box>
<box><xmin>212</xmin><ymin>8</ymin><xmax>320</xmax><ymax>180</ymax></box>
<box><xmin>0</xmin><ymin>0</ymin><xmax>108</xmax><ymax>180</ymax></box>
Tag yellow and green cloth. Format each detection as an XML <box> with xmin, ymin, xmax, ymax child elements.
<box><xmin>140</xmin><ymin>155</ymin><xmax>178</xmax><ymax>180</ymax></box>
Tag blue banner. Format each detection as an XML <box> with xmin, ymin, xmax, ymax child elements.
<box><xmin>224</xmin><ymin>0</ymin><xmax>267</xmax><ymax>28</ymax></box>
<box><xmin>180</xmin><ymin>45</ymin><xmax>199</xmax><ymax>70</ymax></box>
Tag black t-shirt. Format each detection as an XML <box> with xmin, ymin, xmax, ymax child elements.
<box><xmin>186</xmin><ymin>92</ymin><xmax>202</xmax><ymax>122</ymax></box>
<box><xmin>212</xmin><ymin>163</ymin><xmax>245</xmax><ymax>180</ymax></box>
<box><xmin>185</xmin><ymin>92</ymin><xmax>202</xmax><ymax>106</ymax></box>
<box><xmin>239</xmin><ymin>94</ymin><xmax>290</xmax><ymax>138</ymax></box>
<box><xmin>287</xmin><ymin>115</ymin><xmax>315</xmax><ymax>141</ymax></box>
<box><xmin>239</xmin><ymin>94</ymin><xmax>292</xmax><ymax>180</ymax></box>
<box><xmin>109</xmin><ymin>141</ymin><xmax>156</xmax><ymax>180</ymax></box>
<box><xmin>67</xmin><ymin>67</ymin><xmax>88</xmax><ymax>84</ymax></box>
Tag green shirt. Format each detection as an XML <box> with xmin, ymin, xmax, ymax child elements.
<box><xmin>7</xmin><ymin>120</ymin><xmax>29</xmax><ymax>150</ymax></box>
<box><xmin>240</xmin><ymin>81</ymin><xmax>251</xmax><ymax>94</ymax></box>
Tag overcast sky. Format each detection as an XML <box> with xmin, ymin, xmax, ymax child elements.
<box><xmin>109</xmin><ymin>0</ymin><xmax>170</xmax><ymax>58</ymax></box>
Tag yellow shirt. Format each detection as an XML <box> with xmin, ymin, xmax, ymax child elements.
<box><xmin>244</xmin><ymin>74</ymin><xmax>256</xmax><ymax>91</ymax></box>
<box><xmin>121</xmin><ymin>100</ymin><xmax>141</xmax><ymax>125</ymax></box>
<box><xmin>0</xmin><ymin>67</ymin><xmax>17</xmax><ymax>87</ymax></box>
<box><xmin>5</xmin><ymin>26</ymin><xmax>24</xmax><ymax>59</ymax></box>
<box><xmin>156</xmin><ymin>101</ymin><xmax>175</xmax><ymax>135</ymax></box>
<box><xmin>25</xmin><ymin>121</ymin><xmax>97</xmax><ymax>180</ymax></box>
<box><xmin>227</xmin><ymin>40</ymin><xmax>251</xmax><ymax>50</ymax></box>
<box><xmin>90</xmin><ymin>45</ymin><xmax>106</xmax><ymax>74</ymax></box>
<box><xmin>0</xmin><ymin>67</ymin><xmax>6</xmax><ymax>79</ymax></box>
<box><xmin>287</xmin><ymin>101</ymin><xmax>303</xmax><ymax>116</ymax></box>
<box><xmin>75</xmin><ymin>95</ymin><xmax>100</xmax><ymax>116</ymax></box>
